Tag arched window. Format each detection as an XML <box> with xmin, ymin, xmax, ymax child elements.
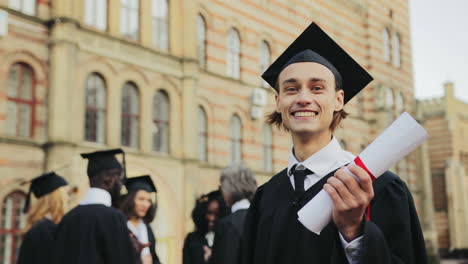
<box><xmin>0</xmin><ymin>191</ymin><xmax>26</xmax><ymax>264</ymax></box>
<box><xmin>197</xmin><ymin>14</ymin><xmax>207</xmax><ymax>68</ymax></box>
<box><xmin>230</xmin><ymin>114</ymin><xmax>242</xmax><ymax>163</ymax></box>
<box><xmin>84</xmin><ymin>0</ymin><xmax>107</xmax><ymax>30</ymax></box>
<box><xmin>198</xmin><ymin>106</ymin><xmax>208</xmax><ymax>161</ymax></box>
<box><xmin>121</xmin><ymin>0</ymin><xmax>140</xmax><ymax>40</ymax></box>
<box><xmin>385</xmin><ymin>88</ymin><xmax>394</xmax><ymax>123</ymax></box>
<box><xmin>6</xmin><ymin>63</ymin><xmax>35</xmax><ymax>138</ymax></box>
<box><xmin>153</xmin><ymin>90</ymin><xmax>170</xmax><ymax>153</ymax></box>
<box><xmin>392</xmin><ymin>32</ymin><xmax>401</xmax><ymax>67</ymax></box>
<box><xmin>395</xmin><ymin>91</ymin><xmax>404</xmax><ymax>115</ymax></box>
<box><xmin>262</xmin><ymin>124</ymin><xmax>273</xmax><ymax>171</ymax></box>
<box><xmin>226</xmin><ymin>28</ymin><xmax>240</xmax><ymax>79</ymax></box>
<box><xmin>382</xmin><ymin>28</ymin><xmax>391</xmax><ymax>62</ymax></box>
<box><xmin>259</xmin><ymin>40</ymin><xmax>271</xmax><ymax>87</ymax></box>
<box><xmin>152</xmin><ymin>0</ymin><xmax>169</xmax><ymax>51</ymax></box>
<box><xmin>84</xmin><ymin>73</ymin><xmax>106</xmax><ymax>143</ymax></box>
<box><xmin>8</xmin><ymin>0</ymin><xmax>36</xmax><ymax>15</ymax></box>
<box><xmin>121</xmin><ymin>82</ymin><xmax>139</xmax><ymax>147</ymax></box>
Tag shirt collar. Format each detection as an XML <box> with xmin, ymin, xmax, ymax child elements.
<box><xmin>287</xmin><ymin>137</ymin><xmax>355</xmax><ymax>178</ymax></box>
<box><xmin>80</xmin><ymin>187</ymin><xmax>112</xmax><ymax>207</ymax></box>
<box><xmin>231</xmin><ymin>198</ymin><xmax>250</xmax><ymax>213</ymax></box>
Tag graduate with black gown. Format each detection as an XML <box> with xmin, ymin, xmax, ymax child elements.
<box><xmin>17</xmin><ymin>172</ymin><xmax>68</xmax><ymax>264</ymax></box>
<box><xmin>53</xmin><ymin>149</ymin><xmax>138</xmax><ymax>264</ymax></box>
<box><xmin>241</xmin><ymin>22</ymin><xmax>428</xmax><ymax>264</ymax></box>
<box><xmin>121</xmin><ymin>175</ymin><xmax>162</xmax><ymax>264</ymax></box>
<box><xmin>210</xmin><ymin>164</ymin><xmax>257</xmax><ymax>264</ymax></box>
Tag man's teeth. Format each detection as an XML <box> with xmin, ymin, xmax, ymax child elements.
<box><xmin>295</xmin><ymin>112</ymin><xmax>316</xmax><ymax>117</ymax></box>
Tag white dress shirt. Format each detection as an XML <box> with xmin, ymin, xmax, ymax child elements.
<box><xmin>231</xmin><ymin>198</ymin><xmax>250</xmax><ymax>213</ymax></box>
<box><xmin>288</xmin><ymin>137</ymin><xmax>363</xmax><ymax>264</ymax></box>
<box><xmin>80</xmin><ymin>187</ymin><xmax>112</xmax><ymax>207</ymax></box>
<box><xmin>128</xmin><ymin>219</ymin><xmax>151</xmax><ymax>257</ymax></box>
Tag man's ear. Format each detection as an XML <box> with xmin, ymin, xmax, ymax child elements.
<box><xmin>334</xmin><ymin>90</ymin><xmax>344</xmax><ymax>111</ymax></box>
<box><xmin>275</xmin><ymin>94</ymin><xmax>280</xmax><ymax>113</ymax></box>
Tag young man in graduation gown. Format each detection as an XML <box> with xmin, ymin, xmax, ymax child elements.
<box><xmin>240</xmin><ymin>22</ymin><xmax>428</xmax><ymax>264</ymax></box>
<box><xmin>53</xmin><ymin>149</ymin><xmax>138</xmax><ymax>264</ymax></box>
<box><xmin>210</xmin><ymin>164</ymin><xmax>257</xmax><ymax>264</ymax></box>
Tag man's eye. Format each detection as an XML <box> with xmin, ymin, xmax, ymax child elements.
<box><xmin>285</xmin><ymin>87</ymin><xmax>297</xmax><ymax>91</ymax></box>
<box><xmin>312</xmin><ymin>86</ymin><xmax>323</xmax><ymax>91</ymax></box>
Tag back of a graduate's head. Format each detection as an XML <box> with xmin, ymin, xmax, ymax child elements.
<box><xmin>220</xmin><ymin>163</ymin><xmax>257</xmax><ymax>206</ymax></box>
<box><xmin>89</xmin><ymin>168</ymin><xmax>123</xmax><ymax>203</ymax></box>
<box><xmin>191</xmin><ymin>190</ymin><xmax>229</xmax><ymax>234</ymax></box>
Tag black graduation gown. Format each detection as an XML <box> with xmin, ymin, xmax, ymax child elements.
<box><xmin>241</xmin><ymin>169</ymin><xmax>428</xmax><ymax>264</ymax></box>
<box><xmin>147</xmin><ymin>224</ymin><xmax>162</xmax><ymax>264</ymax></box>
<box><xmin>183</xmin><ymin>231</ymin><xmax>210</xmax><ymax>264</ymax></box>
<box><xmin>53</xmin><ymin>204</ymin><xmax>138</xmax><ymax>264</ymax></box>
<box><xmin>210</xmin><ymin>209</ymin><xmax>248</xmax><ymax>264</ymax></box>
<box><xmin>17</xmin><ymin>218</ymin><xmax>56</xmax><ymax>264</ymax></box>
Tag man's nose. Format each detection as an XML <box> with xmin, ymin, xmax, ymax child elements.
<box><xmin>296</xmin><ymin>87</ymin><xmax>313</xmax><ymax>106</ymax></box>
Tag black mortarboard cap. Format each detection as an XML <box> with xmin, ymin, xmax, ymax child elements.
<box><xmin>125</xmin><ymin>175</ymin><xmax>157</xmax><ymax>193</ymax></box>
<box><xmin>80</xmin><ymin>148</ymin><xmax>126</xmax><ymax>179</ymax></box>
<box><xmin>262</xmin><ymin>22</ymin><xmax>373</xmax><ymax>104</ymax></box>
<box><xmin>23</xmin><ymin>172</ymin><xmax>68</xmax><ymax>213</ymax></box>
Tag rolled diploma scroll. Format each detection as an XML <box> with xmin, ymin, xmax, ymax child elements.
<box><xmin>297</xmin><ymin>112</ymin><xmax>429</xmax><ymax>235</ymax></box>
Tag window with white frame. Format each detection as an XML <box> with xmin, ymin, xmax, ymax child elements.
<box><xmin>198</xmin><ymin>106</ymin><xmax>208</xmax><ymax>162</ymax></box>
<box><xmin>84</xmin><ymin>73</ymin><xmax>106</xmax><ymax>143</ymax></box>
<box><xmin>230</xmin><ymin>114</ymin><xmax>242</xmax><ymax>163</ymax></box>
<box><xmin>152</xmin><ymin>0</ymin><xmax>169</xmax><ymax>51</ymax></box>
<box><xmin>197</xmin><ymin>14</ymin><xmax>207</xmax><ymax>68</ymax></box>
<box><xmin>382</xmin><ymin>28</ymin><xmax>391</xmax><ymax>62</ymax></box>
<box><xmin>226</xmin><ymin>28</ymin><xmax>240</xmax><ymax>79</ymax></box>
<box><xmin>9</xmin><ymin>0</ymin><xmax>36</xmax><ymax>15</ymax></box>
<box><xmin>0</xmin><ymin>191</ymin><xmax>26</xmax><ymax>264</ymax></box>
<box><xmin>121</xmin><ymin>82</ymin><xmax>140</xmax><ymax>147</ymax></box>
<box><xmin>6</xmin><ymin>63</ymin><xmax>35</xmax><ymax>138</ymax></box>
<box><xmin>84</xmin><ymin>0</ymin><xmax>107</xmax><ymax>30</ymax></box>
<box><xmin>262</xmin><ymin>124</ymin><xmax>273</xmax><ymax>171</ymax></box>
<box><xmin>395</xmin><ymin>91</ymin><xmax>404</xmax><ymax>115</ymax></box>
<box><xmin>153</xmin><ymin>90</ymin><xmax>170</xmax><ymax>153</ymax></box>
<box><xmin>259</xmin><ymin>40</ymin><xmax>270</xmax><ymax>87</ymax></box>
<box><xmin>385</xmin><ymin>87</ymin><xmax>394</xmax><ymax>123</ymax></box>
<box><xmin>392</xmin><ymin>32</ymin><xmax>401</xmax><ymax>67</ymax></box>
<box><xmin>121</xmin><ymin>0</ymin><xmax>140</xmax><ymax>40</ymax></box>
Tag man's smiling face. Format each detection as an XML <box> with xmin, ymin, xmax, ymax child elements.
<box><xmin>275</xmin><ymin>62</ymin><xmax>344</xmax><ymax>137</ymax></box>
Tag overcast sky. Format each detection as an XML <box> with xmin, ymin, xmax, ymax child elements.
<box><xmin>409</xmin><ymin>0</ymin><xmax>468</xmax><ymax>102</ymax></box>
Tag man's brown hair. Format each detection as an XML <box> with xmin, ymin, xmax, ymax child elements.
<box><xmin>266</xmin><ymin>78</ymin><xmax>348</xmax><ymax>132</ymax></box>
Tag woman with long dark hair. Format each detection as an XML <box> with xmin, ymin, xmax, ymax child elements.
<box><xmin>121</xmin><ymin>175</ymin><xmax>161</xmax><ymax>264</ymax></box>
<box><xmin>17</xmin><ymin>172</ymin><xmax>69</xmax><ymax>264</ymax></box>
<box><xmin>183</xmin><ymin>190</ymin><xmax>229</xmax><ymax>264</ymax></box>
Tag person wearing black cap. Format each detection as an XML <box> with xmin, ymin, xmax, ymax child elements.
<box><xmin>120</xmin><ymin>175</ymin><xmax>161</xmax><ymax>264</ymax></box>
<box><xmin>240</xmin><ymin>22</ymin><xmax>428</xmax><ymax>264</ymax></box>
<box><xmin>53</xmin><ymin>149</ymin><xmax>138</xmax><ymax>264</ymax></box>
<box><xmin>17</xmin><ymin>172</ymin><xmax>69</xmax><ymax>264</ymax></box>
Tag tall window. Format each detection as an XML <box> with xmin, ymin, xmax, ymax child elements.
<box><xmin>6</xmin><ymin>63</ymin><xmax>35</xmax><ymax>138</ymax></box>
<box><xmin>382</xmin><ymin>28</ymin><xmax>391</xmax><ymax>62</ymax></box>
<box><xmin>197</xmin><ymin>14</ymin><xmax>207</xmax><ymax>68</ymax></box>
<box><xmin>152</xmin><ymin>0</ymin><xmax>169</xmax><ymax>51</ymax></box>
<box><xmin>357</xmin><ymin>92</ymin><xmax>364</xmax><ymax>115</ymax></box>
<box><xmin>0</xmin><ymin>192</ymin><xmax>26</xmax><ymax>264</ymax></box>
<box><xmin>395</xmin><ymin>91</ymin><xmax>404</xmax><ymax>115</ymax></box>
<box><xmin>262</xmin><ymin>124</ymin><xmax>273</xmax><ymax>171</ymax></box>
<box><xmin>392</xmin><ymin>32</ymin><xmax>401</xmax><ymax>67</ymax></box>
<box><xmin>259</xmin><ymin>40</ymin><xmax>270</xmax><ymax>88</ymax></box>
<box><xmin>226</xmin><ymin>28</ymin><xmax>240</xmax><ymax>79</ymax></box>
<box><xmin>84</xmin><ymin>73</ymin><xmax>106</xmax><ymax>143</ymax></box>
<box><xmin>385</xmin><ymin>88</ymin><xmax>394</xmax><ymax>124</ymax></box>
<box><xmin>121</xmin><ymin>0</ymin><xmax>139</xmax><ymax>40</ymax></box>
<box><xmin>121</xmin><ymin>82</ymin><xmax>139</xmax><ymax>147</ymax></box>
<box><xmin>84</xmin><ymin>0</ymin><xmax>107</xmax><ymax>30</ymax></box>
<box><xmin>9</xmin><ymin>0</ymin><xmax>35</xmax><ymax>15</ymax></box>
<box><xmin>198</xmin><ymin>106</ymin><xmax>208</xmax><ymax>161</ymax></box>
<box><xmin>230</xmin><ymin>114</ymin><xmax>242</xmax><ymax>163</ymax></box>
<box><xmin>153</xmin><ymin>90</ymin><xmax>169</xmax><ymax>153</ymax></box>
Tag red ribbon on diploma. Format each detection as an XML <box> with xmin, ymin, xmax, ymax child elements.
<box><xmin>353</xmin><ymin>156</ymin><xmax>376</xmax><ymax>222</ymax></box>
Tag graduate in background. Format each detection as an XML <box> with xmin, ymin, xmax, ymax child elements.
<box><xmin>53</xmin><ymin>149</ymin><xmax>138</xmax><ymax>264</ymax></box>
<box><xmin>210</xmin><ymin>164</ymin><xmax>257</xmax><ymax>264</ymax></box>
<box><xmin>120</xmin><ymin>175</ymin><xmax>161</xmax><ymax>264</ymax></box>
<box><xmin>241</xmin><ymin>22</ymin><xmax>428</xmax><ymax>264</ymax></box>
<box><xmin>17</xmin><ymin>172</ymin><xmax>69</xmax><ymax>264</ymax></box>
<box><xmin>183</xmin><ymin>190</ymin><xmax>229</xmax><ymax>264</ymax></box>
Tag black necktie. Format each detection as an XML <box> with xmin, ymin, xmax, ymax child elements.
<box><xmin>291</xmin><ymin>166</ymin><xmax>312</xmax><ymax>197</ymax></box>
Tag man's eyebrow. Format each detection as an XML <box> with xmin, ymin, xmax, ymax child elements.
<box><xmin>309</xmin><ymin>78</ymin><xmax>327</xmax><ymax>83</ymax></box>
<box><xmin>282</xmin><ymin>78</ymin><xmax>299</xmax><ymax>85</ymax></box>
